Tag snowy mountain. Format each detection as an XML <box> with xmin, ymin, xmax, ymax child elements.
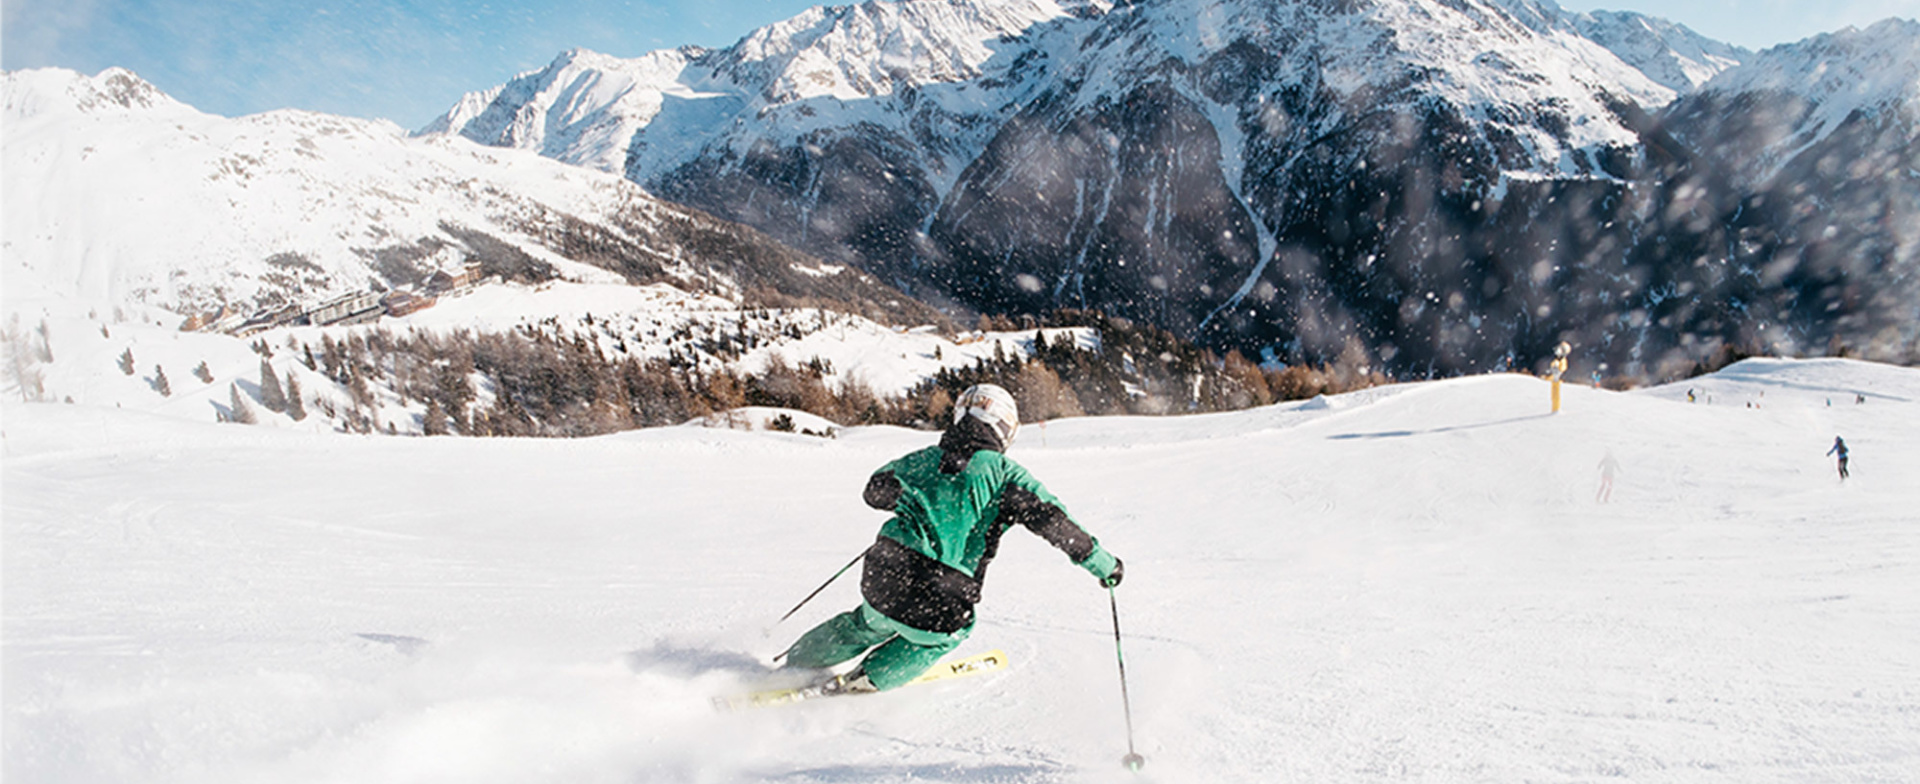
<box><xmin>1</xmin><ymin>66</ymin><xmax>937</xmax><ymax>329</ymax></box>
<box><xmin>422</xmin><ymin>0</ymin><xmax>1918</xmax><ymax>379</ymax></box>
<box><xmin>1664</xmin><ymin>18</ymin><xmax>1920</xmax><ymax>188</ymax></box>
<box><xmin>1646</xmin><ymin>19</ymin><xmax>1920</xmax><ymax>368</ymax></box>
<box><xmin>1566</xmin><ymin>8</ymin><xmax>1749</xmax><ymax>93</ymax></box>
<box><xmin>8</xmin><ymin>356</ymin><xmax>1919</xmax><ymax>782</ymax></box>
<box><xmin>413</xmin><ymin>47</ymin><xmax>711</xmax><ymax>176</ymax></box>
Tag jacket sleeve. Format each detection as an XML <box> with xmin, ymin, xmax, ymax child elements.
<box><xmin>864</xmin><ymin>469</ymin><xmax>903</xmax><ymax>510</ymax></box>
<box><xmin>998</xmin><ymin>465</ymin><xmax>1117</xmax><ymax>579</ymax></box>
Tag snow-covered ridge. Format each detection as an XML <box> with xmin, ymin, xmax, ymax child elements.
<box><xmin>715</xmin><ymin>0</ymin><xmax>1096</xmax><ymax>103</ymax></box>
<box><xmin>420</xmin><ymin>0</ymin><xmax>1732</xmax><ymax>190</ymax></box>
<box><xmin>418</xmin><ymin>0</ymin><xmax>1104</xmax><ymax>184</ymax></box>
<box><xmin>1566</xmin><ymin>8</ymin><xmax>1749</xmax><ymax>92</ymax></box>
<box><xmin>418</xmin><ymin>47</ymin><xmax>711</xmax><ymax>174</ymax></box>
<box><xmin>2</xmin><ymin>66</ymin><xmax>195</xmax><ymax>121</ymax></box>
<box><xmin>2</xmin><ymin>66</ymin><xmax>713</xmax><ymax>321</ymax></box>
<box><xmin>1700</xmin><ymin>18</ymin><xmax>1920</xmax><ymax>139</ymax></box>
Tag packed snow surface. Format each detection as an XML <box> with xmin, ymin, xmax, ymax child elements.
<box><xmin>5</xmin><ymin>358</ymin><xmax>1918</xmax><ymax>782</ymax></box>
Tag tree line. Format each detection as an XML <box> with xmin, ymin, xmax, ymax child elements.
<box><xmin>264</xmin><ymin>309</ymin><xmax>1391</xmax><ymax>438</ymax></box>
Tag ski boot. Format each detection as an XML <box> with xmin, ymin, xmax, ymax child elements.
<box><xmin>817</xmin><ymin>667</ymin><xmax>878</xmax><ymax>696</ymax></box>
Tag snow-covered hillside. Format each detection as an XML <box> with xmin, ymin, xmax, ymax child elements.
<box><xmin>1674</xmin><ymin>18</ymin><xmax>1920</xmax><ymax>186</ymax></box>
<box><xmin>4</xmin><ymin>66</ymin><xmax>995</xmax><ymax>435</ymax></box>
<box><xmin>6</xmin><ymin>357</ymin><xmax>1917</xmax><ymax>782</ymax></box>
<box><xmin>0</xmin><ymin>274</ymin><xmax>1092</xmax><ymax>435</ymax></box>
<box><xmin>2</xmin><ymin>68</ymin><xmax>635</xmax><ymax>317</ymax></box>
<box><xmin>1</xmin><ymin>66</ymin><xmax>936</xmax><ymax>331</ymax></box>
<box><xmin>1564</xmin><ymin>7</ymin><xmax>1749</xmax><ymax>93</ymax></box>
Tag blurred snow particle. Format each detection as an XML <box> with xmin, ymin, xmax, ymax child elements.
<box><xmin>1531</xmin><ymin>259</ymin><xmax>1554</xmax><ymax>284</ymax></box>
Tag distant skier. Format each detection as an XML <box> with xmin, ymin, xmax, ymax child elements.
<box><xmin>780</xmin><ymin>383</ymin><xmax>1124</xmax><ymax>694</ymax></box>
<box><xmin>1596</xmin><ymin>449</ymin><xmax>1622</xmax><ymax>503</ymax></box>
<box><xmin>1827</xmin><ymin>436</ymin><xmax>1850</xmax><ymax>480</ymax></box>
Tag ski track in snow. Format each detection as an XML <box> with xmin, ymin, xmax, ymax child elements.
<box><xmin>5</xmin><ymin>358</ymin><xmax>1920</xmax><ymax>783</ymax></box>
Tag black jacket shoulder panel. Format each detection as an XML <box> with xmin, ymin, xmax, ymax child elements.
<box><xmin>864</xmin><ymin>470</ymin><xmax>902</xmax><ymax>510</ymax></box>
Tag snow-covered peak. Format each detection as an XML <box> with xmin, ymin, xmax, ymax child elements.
<box><xmin>422</xmin><ymin>0</ymin><xmax>1728</xmax><ymax>192</ymax></box>
<box><xmin>1371</xmin><ymin>0</ymin><xmax>1678</xmax><ymax>110</ymax></box>
<box><xmin>1700</xmin><ymin>18</ymin><xmax>1920</xmax><ymax>132</ymax></box>
<box><xmin>416</xmin><ymin>46</ymin><xmax>709</xmax><ymax>173</ymax></box>
<box><xmin>3</xmin><ymin>67</ymin><xmax>197</xmax><ymax>124</ymax></box>
<box><xmin>413</xmin><ymin>83</ymin><xmax>505</xmax><ymax>137</ymax></box>
<box><xmin>1568</xmin><ymin>9</ymin><xmax>1749</xmax><ymax>93</ymax></box>
<box><xmin>714</xmin><ymin>0</ymin><xmax>1100</xmax><ymax>104</ymax></box>
<box><xmin>1056</xmin><ymin>0</ymin><xmax>1675</xmax><ymax>169</ymax></box>
<box><xmin>1655</xmin><ymin>16</ymin><xmax>1920</xmax><ymax>189</ymax></box>
<box><xmin>2</xmin><ymin>66</ymin><xmax>686</xmax><ymax>319</ymax></box>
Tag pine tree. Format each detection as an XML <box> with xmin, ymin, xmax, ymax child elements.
<box><xmin>1014</xmin><ymin>360</ymin><xmax>1082</xmax><ymax>421</ymax></box>
<box><xmin>284</xmin><ymin>372</ymin><xmax>307</xmax><ymax>421</ymax></box>
<box><xmin>423</xmin><ymin>398</ymin><xmax>449</xmax><ymax>435</ymax></box>
<box><xmin>153</xmin><ymin>365</ymin><xmax>171</xmax><ymax>397</ymax></box>
<box><xmin>34</xmin><ymin>320</ymin><xmax>53</xmax><ymax>363</ymax></box>
<box><xmin>258</xmin><ymin>357</ymin><xmax>287</xmax><ymax>412</ymax></box>
<box><xmin>4</xmin><ymin>317</ymin><xmax>46</xmax><ymax>402</ymax></box>
<box><xmin>228</xmin><ymin>383</ymin><xmax>257</xmax><ymax>424</ymax></box>
<box><xmin>193</xmin><ymin>360</ymin><xmax>214</xmax><ymax>384</ymax></box>
<box><xmin>118</xmin><ymin>348</ymin><xmax>135</xmax><ymax>375</ymax></box>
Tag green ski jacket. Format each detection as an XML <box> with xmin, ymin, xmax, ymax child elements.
<box><xmin>858</xmin><ymin>416</ymin><xmax>1118</xmax><ymax>633</ymax></box>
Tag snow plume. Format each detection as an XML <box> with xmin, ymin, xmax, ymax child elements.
<box><xmin>8</xmin><ymin>632</ymin><xmax>803</xmax><ymax>783</ymax></box>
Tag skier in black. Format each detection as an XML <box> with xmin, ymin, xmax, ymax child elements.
<box><xmin>1826</xmin><ymin>436</ymin><xmax>1849</xmax><ymax>480</ymax></box>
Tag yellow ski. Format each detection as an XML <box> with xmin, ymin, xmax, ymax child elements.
<box><xmin>713</xmin><ymin>649</ymin><xmax>1010</xmax><ymax>711</ymax></box>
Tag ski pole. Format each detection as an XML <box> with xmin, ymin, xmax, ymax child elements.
<box><xmin>1109</xmin><ymin>586</ymin><xmax>1146</xmax><ymax>772</ymax></box>
<box><xmin>775</xmin><ymin>549</ymin><xmax>866</xmax><ymax>626</ymax></box>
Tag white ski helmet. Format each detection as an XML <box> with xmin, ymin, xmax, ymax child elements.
<box><xmin>954</xmin><ymin>383</ymin><xmax>1020</xmax><ymax>447</ymax></box>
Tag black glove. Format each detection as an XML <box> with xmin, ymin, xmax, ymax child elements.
<box><xmin>1100</xmin><ymin>557</ymin><xmax>1124</xmax><ymax>588</ymax></box>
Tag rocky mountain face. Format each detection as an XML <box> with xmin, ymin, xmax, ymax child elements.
<box><xmin>423</xmin><ymin>0</ymin><xmax>1916</xmax><ymax>379</ymax></box>
<box><xmin>1655</xmin><ymin>19</ymin><xmax>1920</xmax><ymax>367</ymax></box>
<box><xmin>3</xmin><ymin>67</ymin><xmax>940</xmax><ymax>329</ymax></box>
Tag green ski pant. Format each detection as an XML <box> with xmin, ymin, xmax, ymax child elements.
<box><xmin>783</xmin><ymin>602</ymin><xmax>971</xmax><ymax>690</ymax></box>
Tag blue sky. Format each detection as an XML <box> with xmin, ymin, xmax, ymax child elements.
<box><xmin>5</xmin><ymin>0</ymin><xmax>1916</xmax><ymax>128</ymax></box>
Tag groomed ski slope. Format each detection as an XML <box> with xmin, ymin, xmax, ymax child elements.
<box><xmin>4</xmin><ymin>358</ymin><xmax>1916</xmax><ymax>783</ymax></box>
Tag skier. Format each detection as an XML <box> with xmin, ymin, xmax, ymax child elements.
<box><xmin>1827</xmin><ymin>436</ymin><xmax>1849</xmax><ymax>480</ymax></box>
<box><xmin>780</xmin><ymin>383</ymin><xmax>1124</xmax><ymax>694</ymax></box>
<box><xmin>1596</xmin><ymin>449</ymin><xmax>1622</xmax><ymax>503</ymax></box>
